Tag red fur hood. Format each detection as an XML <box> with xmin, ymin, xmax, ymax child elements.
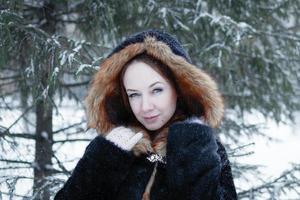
<box><xmin>85</xmin><ymin>30</ymin><xmax>224</xmax><ymax>134</ymax></box>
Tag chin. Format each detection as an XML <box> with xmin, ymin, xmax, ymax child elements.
<box><xmin>143</xmin><ymin>123</ymin><xmax>163</xmax><ymax>131</ymax></box>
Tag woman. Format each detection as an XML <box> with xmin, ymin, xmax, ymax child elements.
<box><xmin>55</xmin><ymin>30</ymin><xmax>237</xmax><ymax>200</ymax></box>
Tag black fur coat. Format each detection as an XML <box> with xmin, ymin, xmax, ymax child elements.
<box><xmin>55</xmin><ymin>30</ymin><xmax>237</xmax><ymax>199</ymax></box>
<box><xmin>55</xmin><ymin>121</ymin><xmax>237</xmax><ymax>200</ymax></box>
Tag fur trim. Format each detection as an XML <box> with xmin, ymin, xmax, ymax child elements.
<box><xmin>143</xmin><ymin>37</ymin><xmax>224</xmax><ymax>128</ymax></box>
<box><xmin>132</xmin><ymin>126</ymin><xmax>168</xmax><ymax>157</ymax></box>
<box><xmin>85</xmin><ymin>36</ymin><xmax>224</xmax><ymax>136</ymax></box>
<box><xmin>184</xmin><ymin>116</ymin><xmax>207</xmax><ymax>125</ymax></box>
<box><xmin>85</xmin><ymin>43</ymin><xmax>145</xmax><ymax>133</ymax></box>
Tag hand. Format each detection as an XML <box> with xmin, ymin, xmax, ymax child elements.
<box><xmin>105</xmin><ymin>126</ymin><xmax>143</xmax><ymax>151</ymax></box>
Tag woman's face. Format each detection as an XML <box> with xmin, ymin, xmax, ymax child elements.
<box><xmin>123</xmin><ymin>61</ymin><xmax>177</xmax><ymax>131</ymax></box>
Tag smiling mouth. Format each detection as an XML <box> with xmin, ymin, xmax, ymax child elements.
<box><xmin>144</xmin><ymin>115</ymin><xmax>158</xmax><ymax>119</ymax></box>
<box><xmin>144</xmin><ymin>115</ymin><xmax>159</xmax><ymax>122</ymax></box>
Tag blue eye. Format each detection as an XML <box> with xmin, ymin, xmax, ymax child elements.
<box><xmin>128</xmin><ymin>93</ymin><xmax>140</xmax><ymax>99</ymax></box>
<box><xmin>153</xmin><ymin>88</ymin><xmax>163</xmax><ymax>94</ymax></box>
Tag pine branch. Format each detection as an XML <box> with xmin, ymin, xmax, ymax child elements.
<box><xmin>53</xmin><ymin>138</ymin><xmax>90</xmax><ymax>144</ymax></box>
<box><xmin>58</xmin><ymin>80</ymin><xmax>85</xmax><ymax>103</ymax></box>
<box><xmin>0</xmin><ymin>89</ymin><xmax>20</xmax><ymax>97</ymax></box>
<box><xmin>0</xmin><ymin>191</ymin><xmax>30</xmax><ymax>199</ymax></box>
<box><xmin>0</xmin><ymin>166</ymin><xmax>32</xmax><ymax>170</ymax></box>
<box><xmin>52</xmin><ymin>154</ymin><xmax>71</xmax><ymax>175</ymax></box>
<box><xmin>0</xmin><ymin>131</ymin><xmax>35</xmax><ymax>140</ymax></box>
<box><xmin>0</xmin><ymin>75</ymin><xmax>21</xmax><ymax>80</ymax></box>
<box><xmin>238</xmin><ymin>166</ymin><xmax>300</xmax><ymax>198</ymax></box>
<box><xmin>52</xmin><ymin>121</ymin><xmax>86</xmax><ymax>134</ymax></box>
<box><xmin>2</xmin><ymin>105</ymin><xmax>34</xmax><ymax>133</ymax></box>
<box><xmin>0</xmin><ymin>159</ymin><xmax>32</xmax><ymax>165</ymax></box>
<box><xmin>256</xmin><ymin>30</ymin><xmax>300</xmax><ymax>42</ymax></box>
<box><xmin>59</xmin><ymin>80</ymin><xmax>90</xmax><ymax>87</ymax></box>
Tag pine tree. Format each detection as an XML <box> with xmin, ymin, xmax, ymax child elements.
<box><xmin>0</xmin><ymin>0</ymin><xmax>299</xmax><ymax>199</ymax></box>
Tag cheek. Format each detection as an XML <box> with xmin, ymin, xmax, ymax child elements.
<box><xmin>168</xmin><ymin>98</ymin><xmax>177</xmax><ymax>113</ymax></box>
<box><xmin>129</xmin><ymin>100</ymin><xmax>141</xmax><ymax>115</ymax></box>
<box><xmin>161</xmin><ymin>91</ymin><xmax>177</xmax><ymax>109</ymax></box>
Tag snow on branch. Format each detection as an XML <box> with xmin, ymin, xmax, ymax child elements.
<box><xmin>193</xmin><ymin>12</ymin><xmax>256</xmax><ymax>45</ymax></box>
<box><xmin>238</xmin><ymin>164</ymin><xmax>300</xmax><ymax>199</ymax></box>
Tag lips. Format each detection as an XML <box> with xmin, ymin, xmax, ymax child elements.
<box><xmin>144</xmin><ymin>115</ymin><xmax>158</xmax><ymax>119</ymax></box>
<box><xmin>144</xmin><ymin>115</ymin><xmax>156</xmax><ymax>119</ymax></box>
<box><xmin>143</xmin><ymin>115</ymin><xmax>159</xmax><ymax>123</ymax></box>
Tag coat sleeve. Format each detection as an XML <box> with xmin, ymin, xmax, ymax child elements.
<box><xmin>166</xmin><ymin>122</ymin><xmax>237</xmax><ymax>200</ymax></box>
<box><xmin>54</xmin><ymin>135</ymin><xmax>135</xmax><ymax>200</ymax></box>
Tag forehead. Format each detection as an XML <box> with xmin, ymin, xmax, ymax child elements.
<box><xmin>123</xmin><ymin>61</ymin><xmax>168</xmax><ymax>88</ymax></box>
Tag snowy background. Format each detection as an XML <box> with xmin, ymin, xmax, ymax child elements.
<box><xmin>1</xmin><ymin>1</ymin><xmax>300</xmax><ymax>199</ymax></box>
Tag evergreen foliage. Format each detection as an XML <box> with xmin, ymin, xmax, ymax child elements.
<box><xmin>0</xmin><ymin>0</ymin><xmax>299</xmax><ymax>199</ymax></box>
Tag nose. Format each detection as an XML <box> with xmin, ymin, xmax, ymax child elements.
<box><xmin>141</xmin><ymin>96</ymin><xmax>154</xmax><ymax>112</ymax></box>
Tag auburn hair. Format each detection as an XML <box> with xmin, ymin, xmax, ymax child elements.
<box><xmin>118</xmin><ymin>53</ymin><xmax>199</xmax><ymax>131</ymax></box>
<box><xmin>85</xmin><ymin>35</ymin><xmax>223</xmax><ymax>136</ymax></box>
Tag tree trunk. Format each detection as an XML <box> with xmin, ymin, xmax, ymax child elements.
<box><xmin>33</xmin><ymin>2</ymin><xmax>56</xmax><ymax>199</ymax></box>
<box><xmin>33</xmin><ymin>98</ymin><xmax>53</xmax><ymax>200</ymax></box>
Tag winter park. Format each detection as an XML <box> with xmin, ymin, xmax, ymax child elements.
<box><xmin>0</xmin><ymin>1</ymin><xmax>300</xmax><ymax>199</ymax></box>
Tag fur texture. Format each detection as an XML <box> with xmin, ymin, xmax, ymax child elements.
<box><xmin>56</xmin><ymin>30</ymin><xmax>236</xmax><ymax>200</ymax></box>
<box><xmin>55</xmin><ymin>122</ymin><xmax>237</xmax><ymax>200</ymax></box>
<box><xmin>85</xmin><ymin>34</ymin><xmax>224</xmax><ymax>136</ymax></box>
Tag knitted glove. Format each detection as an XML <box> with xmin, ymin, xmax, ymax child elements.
<box><xmin>105</xmin><ymin>126</ymin><xmax>143</xmax><ymax>151</ymax></box>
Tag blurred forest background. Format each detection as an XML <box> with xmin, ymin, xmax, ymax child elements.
<box><xmin>0</xmin><ymin>0</ymin><xmax>300</xmax><ymax>199</ymax></box>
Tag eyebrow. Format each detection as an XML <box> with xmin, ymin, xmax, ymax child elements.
<box><xmin>126</xmin><ymin>81</ymin><xmax>163</xmax><ymax>92</ymax></box>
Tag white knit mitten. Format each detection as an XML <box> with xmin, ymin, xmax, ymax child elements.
<box><xmin>105</xmin><ymin>126</ymin><xmax>143</xmax><ymax>151</ymax></box>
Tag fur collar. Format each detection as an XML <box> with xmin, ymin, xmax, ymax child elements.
<box><xmin>85</xmin><ymin>35</ymin><xmax>223</xmax><ymax>134</ymax></box>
